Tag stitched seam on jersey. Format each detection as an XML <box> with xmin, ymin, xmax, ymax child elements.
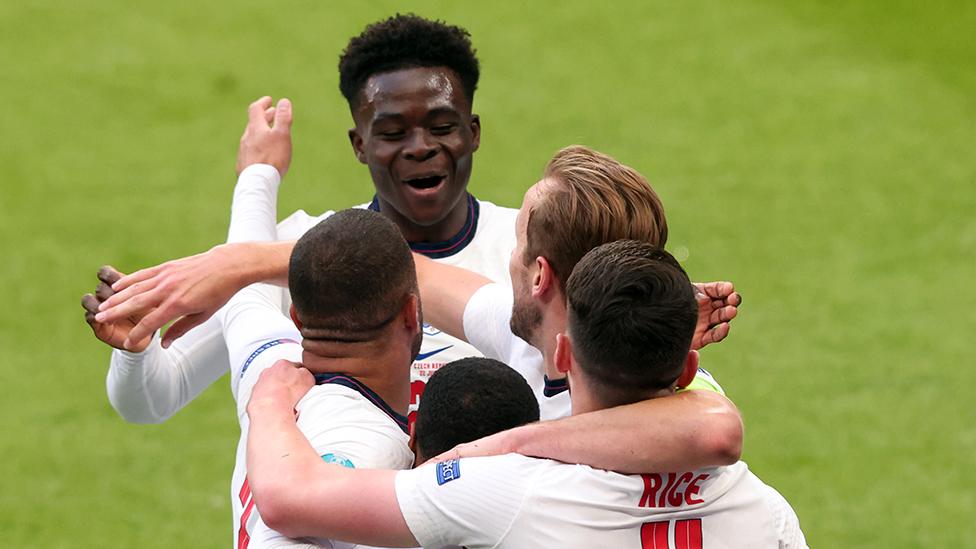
<box><xmin>491</xmin><ymin>457</ymin><xmax>544</xmax><ymax>548</ymax></box>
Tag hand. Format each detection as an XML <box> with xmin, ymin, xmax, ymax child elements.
<box><xmin>429</xmin><ymin>429</ymin><xmax>516</xmax><ymax>464</ymax></box>
<box><xmin>82</xmin><ymin>266</ymin><xmax>154</xmax><ymax>352</ymax></box>
<box><xmin>236</xmin><ymin>96</ymin><xmax>293</xmax><ymax>176</ymax></box>
<box><xmin>94</xmin><ymin>244</ymin><xmax>247</xmax><ymax>349</ymax></box>
<box><xmin>691</xmin><ymin>281</ymin><xmax>741</xmax><ymax>351</ymax></box>
<box><xmin>247</xmin><ymin>360</ymin><xmax>314</xmax><ymax>415</ymax></box>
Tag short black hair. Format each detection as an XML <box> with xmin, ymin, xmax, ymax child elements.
<box><xmin>413</xmin><ymin>358</ymin><xmax>539</xmax><ymax>462</ymax></box>
<box><xmin>566</xmin><ymin>240</ymin><xmax>697</xmax><ymax>406</ymax></box>
<box><xmin>338</xmin><ymin>14</ymin><xmax>480</xmax><ymax>108</ymax></box>
<box><xmin>288</xmin><ymin>209</ymin><xmax>417</xmax><ymax>339</ymax></box>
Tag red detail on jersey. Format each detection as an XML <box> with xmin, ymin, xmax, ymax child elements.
<box><xmin>239</xmin><ymin>477</ymin><xmax>251</xmax><ymax>505</ymax></box>
<box><xmin>667</xmin><ymin>472</ymin><xmax>694</xmax><ymax>506</ymax></box>
<box><xmin>685</xmin><ymin>474</ymin><xmax>709</xmax><ymax>505</ymax></box>
<box><xmin>640</xmin><ymin>521</ymin><xmax>669</xmax><ymax>549</ymax></box>
<box><xmin>408</xmin><ymin>378</ymin><xmax>427</xmax><ymax>429</ymax></box>
<box><xmin>238</xmin><ymin>476</ymin><xmax>254</xmax><ymax>549</ymax></box>
<box><xmin>639</xmin><ymin>472</ymin><xmax>711</xmax><ymax>508</ymax></box>
<box><xmin>641</xmin><ymin>519</ymin><xmax>703</xmax><ymax>549</ymax></box>
<box><xmin>674</xmin><ymin>518</ymin><xmax>703</xmax><ymax>549</ymax></box>
<box><xmin>639</xmin><ymin>474</ymin><xmax>663</xmax><ymax>507</ymax></box>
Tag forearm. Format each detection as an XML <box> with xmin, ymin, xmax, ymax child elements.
<box><xmin>412</xmin><ymin>253</ymin><xmax>490</xmax><ymax>340</ymax></box>
<box><xmin>505</xmin><ymin>390</ymin><xmax>743</xmax><ymax>473</ymax></box>
<box><xmin>105</xmin><ymin>316</ymin><xmax>229</xmax><ymax>423</ymax></box>
<box><xmin>220</xmin><ymin>240</ymin><xmax>294</xmax><ymax>288</ymax></box>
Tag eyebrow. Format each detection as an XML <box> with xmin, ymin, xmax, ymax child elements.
<box><xmin>372</xmin><ymin>106</ymin><xmax>462</xmax><ymax>124</ymax></box>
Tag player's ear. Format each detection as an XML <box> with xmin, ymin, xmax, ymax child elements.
<box><xmin>469</xmin><ymin>114</ymin><xmax>481</xmax><ymax>152</ymax></box>
<box><xmin>676</xmin><ymin>350</ymin><xmax>700</xmax><ymax>389</ymax></box>
<box><xmin>532</xmin><ymin>256</ymin><xmax>555</xmax><ymax>300</ymax></box>
<box><xmin>407</xmin><ymin>421</ymin><xmax>420</xmax><ymax>466</ymax></box>
<box><xmin>401</xmin><ymin>293</ymin><xmax>421</xmax><ymax>333</ymax></box>
<box><xmin>348</xmin><ymin>127</ymin><xmax>367</xmax><ymax>164</ymax></box>
<box><xmin>554</xmin><ymin>332</ymin><xmax>574</xmax><ymax>375</ymax></box>
<box><xmin>289</xmin><ymin>304</ymin><xmax>303</xmax><ymax>330</ymax></box>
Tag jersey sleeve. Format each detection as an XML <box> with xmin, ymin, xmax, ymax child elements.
<box><xmin>103</xmin><ymin>166</ymin><xmax>291</xmax><ymax>424</ymax></box>
<box><xmin>228</xmin><ymin>163</ymin><xmax>281</xmax><ymax>243</ymax></box>
<box><xmin>461</xmin><ymin>283</ymin><xmax>518</xmax><ymax>362</ymax></box>
<box><xmin>105</xmin><ymin>315</ymin><xmax>230</xmax><ymax>423</ymax></box>
<box><xmin>221</xmin><ymin>281</ymin><xmax>303</xmax><ymax>413</ymax></box>
<box><xmin>394</xmin><ymin>455</ymin><xmax>537</xmax><ymax>548</ymax></box>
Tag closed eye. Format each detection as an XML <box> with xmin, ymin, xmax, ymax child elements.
<box><xmin>430</xmin><ymin>124</ymin><xmax>457</xmax><ymax>136</ymax></box>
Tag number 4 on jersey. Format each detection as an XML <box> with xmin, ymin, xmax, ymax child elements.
<box><xmin>641</xmin><ymin>519</ymin><xmax>702</xmax><ymax>549</ymax></box>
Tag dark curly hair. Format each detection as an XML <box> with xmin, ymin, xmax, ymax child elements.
<box><xmin>413</xmin><ymin>357</ymin><xmax>539</xmax><ymax>463</ymax></box>
<box><xmin>339</xmin><ymin>14</ymin><xmax>480</xmax><ymax>108</ymax></box>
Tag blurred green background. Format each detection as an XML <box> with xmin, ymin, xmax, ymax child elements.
<box><xmin>1</xmin><ymin>1</ymin><xmax>973</xmax><ymax>547</ymax></box>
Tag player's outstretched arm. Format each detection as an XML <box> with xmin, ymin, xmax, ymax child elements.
<box><xmin>246</xmin><ymin>362</ymin><xmax>417</xmax><ymax>547</ymax></box>
<box><xmin>412</xmin><ymin>253</ymin><xmax>492</xmax><ymax>341</ymax></box>
<box><xmin>438</xmin><ymin>389</ymin><xmax>743</xmax><ymax>474</ymax></box>
<box><xmin>83</xmin><ymin>266</ymin><xmax>233</xmax><ymax>423</ymax></box>
<box><xmin>94</xmin><ymin>241</ymin><xmax>294</xmax><ymax>349</ymax></box>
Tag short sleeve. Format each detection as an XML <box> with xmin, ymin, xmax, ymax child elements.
<box><xmin>394</xmin><ymin>455</ymin><xmax>536</xmax><ymax>548</ymax></box>
<box><xmin>462</xmin><ymin>283</ymin><xmax>517</xmax><ymax>362</ymax></box>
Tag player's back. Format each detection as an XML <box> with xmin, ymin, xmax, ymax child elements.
<box><xmin>237</xmin><ymin>377</ymin><xmax>414</xmax><ymax>549</ymax></box>
<box><xmin>510</xmin><ymin>458</ymin><xmax>804</xmax><ymax>548</ymax></box>
<box><xmin>397</xmin><ymin>454</ymin><xmax>806</xmax><ymax>549</ymax></box>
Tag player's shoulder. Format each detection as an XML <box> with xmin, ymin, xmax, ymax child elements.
<box><xmin>474</xmin><ymin>198</ymin><xmax>519</xmax><ymax>227</ymax></box>
<box><xmin>276</xmin><ymin>209</ymin><xmax>334</xmax><ymax>240</ymax></box>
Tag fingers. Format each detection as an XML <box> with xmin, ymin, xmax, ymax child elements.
<box><xmin>696</xmin><ymin>281</ymin><xmax>735</xmax><ymax>299</ymax></box>
<box><xmin>710</xmin><ymin>304</ymin><xmax>737</xmax><ymax>324</ymax></box>
<box><xmin>272</xmin><ymin>358</ymin><xmax>304</xmax><ymax>369</ymax></box>
<box><xmin>160</xmin><ymin>313</ymin><xmax>207</xmax><ymax>349</ymax></box>
<box><xmin>81</xmin><ymin>293</ymin><xmax>101</xmax><ymax>324</ymax></box>
<box><xmin>727</xmin><ymin>291</ymin><xmax>742</xmax><ymax>307</ymax></box>
<box><xmin>705</xmin><ymin>323</ymin><xmax>731</xmax><ymax>346</ymax></box>
<box><xmin>264</xmin><ymin>106</ymin><xmax>275</xmax><ymax>124</ymax></box>
<box><xmin>124</xmin><ymin>307</ymin><xmax>174</xmax><ymax>349</ymax></box>
<box><xmin>248</xmin><ymin>96</ymin><xmax>273</xmax><ymax>128</ymax></box>
<box><xmin>112</xmin><ymin>264</ymin><xmax>162</xmax><ymax>292</ymax></box>
<box><xmin>95</xmin><ymin>281</ymin><xmax>115</xmax><ymax>301</ymax></box>
<box><xmin>97</xmin><ymin>265</ymin><xmax>124</xmax><ymax>286</ymax></box>
<box><xmin>96</xmin><ymin>279</ymin><xmax>160</xmax><ymax>320</ymax></box>
<box><xmin>272</xmin><ymin>98</ymin><xmax>292</xmax><ymax>132</ymax></box>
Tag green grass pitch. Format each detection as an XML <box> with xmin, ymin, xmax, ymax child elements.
<box><xmin>1</xmin><ymin>1</ymin><xmax>973</xmax><ymax>547</ymax></box>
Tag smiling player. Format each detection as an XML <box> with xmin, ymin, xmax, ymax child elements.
<box><xmin>85</xmin><ymin>15</ymin><xmax>744</xmax><ymax>545</ymax></box>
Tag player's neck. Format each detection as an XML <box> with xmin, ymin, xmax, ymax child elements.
<box><xmin>301</xmin><ymin>347</ymin><xmax>411</xmax><ymax>416</ymax></box>
<box><xmin>537</xmin><ymin>301</ymin><xmax>568</xmax><ymax>382</ymax></box>
<box><xmin>375</xmin><ymin>195</ymin><xmax>471</xmax><ymax>243</ymax></box>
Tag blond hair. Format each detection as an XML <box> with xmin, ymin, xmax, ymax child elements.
<box><xmin>523</xmin><ymin>145</ymin><xmax>668</xmax><ymax>289</ymax></box>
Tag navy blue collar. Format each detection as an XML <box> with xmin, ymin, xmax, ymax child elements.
<box><xmin>367</xmin><ymin>194</ymin><xmax>480</xmax><ymax>259</ymax></box>
<box><xmin>313</xmin><ymin>373</ymin><xmax>409</xmax><ymax>434</ymax></box>
<box><xmin>543</xmin><ymin>375</ymin><xmax>570</xmax><ymax>397</ymax></box>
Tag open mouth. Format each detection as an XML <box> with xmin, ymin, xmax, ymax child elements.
<box><xmin>403</xmin><ymin>175</ymin><xmax>446</xmax><ymax>190</ymax></box>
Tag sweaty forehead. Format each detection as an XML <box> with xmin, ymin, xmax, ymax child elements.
<box><xmin>358</xmin><ymin>67</ymin><xmax>468</xmax><ymax>118</ymax></box>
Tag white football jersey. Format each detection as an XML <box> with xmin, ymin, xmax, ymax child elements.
<box><xmin>395</xmin><ymin>454</ymin><xmax>807</xmax><ymax>549</ymax></box>
<box><xmin>274</xmin><ymin>194</ymin><xmax>519</xmax><ymax>424</ymax></box>
<box><xmin>223</xmin><ymin>282</ymin><xmax>414</xmax><ymax>549</ymax></box>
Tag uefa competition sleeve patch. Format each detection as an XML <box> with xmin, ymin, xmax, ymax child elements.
<box><xmin>435</xmin><ymin>459</ymin><xmax>461</xmax><ymax>485</ymax></box>
<box><xmin>320</xmin><ymin>453</ymin><xmax>355</xmax><ymax>468</ymax></box>
<box><xmin>240</xmin><ymin>339</ymin><xmax>299</xmax><ymax>378</ymax></box>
